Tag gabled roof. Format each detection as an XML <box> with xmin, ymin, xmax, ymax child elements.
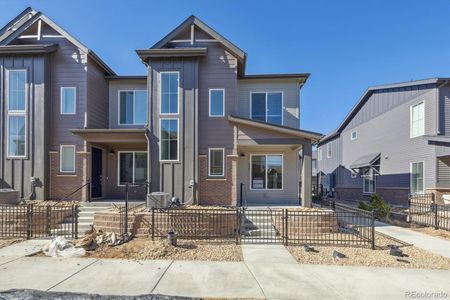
<box><xmin>319</xmin><ymin>78</ymin><xmax>450</xmax><ymax>145</ymax></box>
<box><xmin>148</xmin><ymin>15</ymin><xmax>247</xmax><ymax>76</ymax></box>
<box><xmin>0</xmin><ymin>7</ymin><xmax>115</xmax><ymax>75</ymax></box>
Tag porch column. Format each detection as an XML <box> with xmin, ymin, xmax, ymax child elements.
<box><xmin>301</xmin><ymin>140</ymin><xmax>312</xmax><ymax>207</ymax></box>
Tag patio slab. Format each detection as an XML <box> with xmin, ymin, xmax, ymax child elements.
<box><xmin>50</xmin><ymin>259</ymin><xmax>172</xmax><ymax>296</ymax></box>
<box><xmin>153</xmin><ymin>261</ymin><xmax>265</xmax><ymax>299</ymax></box>
<box><xmin>0</xmin><ymin>257</ymin><xmax>97</xmax><ymax>291</ymax></box>
<box><xmin>0</xmin><ymin>239</ymin><xmax>49</xmax><ymax>257</ymax></box>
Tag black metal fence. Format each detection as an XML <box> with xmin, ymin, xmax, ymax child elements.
<box><xmin>409</xmin><ymin>194</ymin><xmax>450</xmax><ymax>231</ymax></box>
<box><xmin>0</xmin><ymin>204</ymin><xmax>78</xmax><ymax>239</ymax></box>
<box><xmin>117</xmin><ymin>183</ymin><xmax>149</xmax><ymax>235</ymax></box>
<box><xmin>144</xmin><ymin>204</ymin><xmax>375</xmax><ymax>249</ymax></box>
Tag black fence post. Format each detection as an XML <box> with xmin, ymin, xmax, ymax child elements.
<box><xmin>371</xmin><ymin>211</ymin><xmax>375</xmax><ymax>250</ymax></box>
<box><xmin>284</xmin><ymin>209</ymin><xmax>289</xmax><ymax>246</ymax></box>
<box><xmin>46</xmin><ymin>205</ymin><xmax>51</xmax><ymax>236</ymax></box>
<box><xmin>74</xmin><ymin>205</ymin><xmax>79</xmax><ymax>239</ymax></box>
<box><xmin>87</xmin><ymin>178</ymin><xmax>91</xmax><ymax>203</ymax></box>
<box><xmin>239</xmin><ymin>183</ymin><xmax>244</xmax><ymax>207</ymax></box>
<box><xmin>235</xmin><ymin>208</ymin><xmax>240</xmax><ymax>245</ymax></box>
<box><xmin>26</xmin><ymin>204</ymin><xmax>32</xmax><ymax>239</ymax></box>
<box><xmin>125</xmin><ymin>183</ymin><xmax>129</xmax><ymax>235</ymax></box>
<box><xmin>331</xmin><ymin>200</ymin><xmax>336</xmax><ymax>211</ymax></box>
<box><xmin>433</xmin><ymin>194</ymin><xmax>438</xmax><ymax>230</ymax></box>
<box><xmin>151</xmin><ymin>207</ymin><xmax>155</xmax><ymax>241</ymax></box>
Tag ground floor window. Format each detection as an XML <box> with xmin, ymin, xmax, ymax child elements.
<box><xmin>209</xmin><ymin>148</ymin><xmax>225</xmax><ymax>176</ymax></box>
<box><xmin>411</xmin><ymin>162</ymin><xmax>424</xmax><ymax>194</ymax></box>
<box><xmin>362</xmin><ymin>168</ymin><xmax>375</xmax><ymax>193</ymax></box>
<box><xmin>160</xmin><ymin>118</ymin><xmax>178</xmax><ymax>161</ymax></box>
<box><xmin>60</xmin><ymin>145</ymin><xmax>75</xmax><ymax>173</ymax></box>
<box><xmin>118</xmin><ymin>151</ymin><xmax>147</xmax><ymax>185</ymax></box>
<box><xmin>251</xmin><ymin>154</ymin><xmax>283</xmax><ymax>190</ymax></box>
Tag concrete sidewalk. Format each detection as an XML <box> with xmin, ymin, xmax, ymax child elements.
<box><xmin>1</xmin><ymin>255</ymin><xmax>450</xmax><ymax>299</ymax></box>
<box><xmin>375</xmin><ymin>221</ymin><xmax>450</xmax><ymax>258</ymax></box>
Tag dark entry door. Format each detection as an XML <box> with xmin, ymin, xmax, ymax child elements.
<box><xmin>91</xmin><ymin>147</ymin><xmax>102</xmax><ymax>198</ymax></box>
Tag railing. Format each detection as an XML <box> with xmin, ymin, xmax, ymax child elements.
<box><xmin>60</xmin><ymin>179</ymin><xmax>91</xmax><ymax>202</ymax></box>
<box><xmin>409</xmin><ymin>193</ymin><xmax>450</xmax><ymax>231</ymax></box>
<box><xmin>0</xmin><ymin>204</ymin><xmax>78</xmax><ymax>239</ymax></box>
<box><xmin>118</xmin><ymin>182</ymin><xmax>149</xmax><ymax>235</ymax></box>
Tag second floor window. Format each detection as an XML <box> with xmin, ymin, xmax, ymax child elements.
<box><xmin>160</xmin><ymin>72</ymin><xmax>179</xmax><ymax>114</ymax></box>
<box><xmin>209</xmin><ymin>89</ymin><xmax>225</xmax><ymax>117</ymax></box>
<box><xmin>351</xmin><ymin>130</ymin><xmax>357</xmax><ymax>140</ymax></box>
<box><xmin>251</xmin><ymin>92</ymin><xmax>282</xmax><ymax>125</ymax></box>
<box><xmin>318</xmin><ymin>147</ymin><xmax>322</xmax><ymax>161</ymax></box>
<box><xmin>7</xmin><ymin>69</ymin><xmax>27</xmax><ymax>158</ymax></box>
<box><xmin>61</xmin><ymin>87</ymin><xmax>76</xmax><ymax>114</ymax></box>
<box><xmin>327</xmin><ymin>143</ymin><xmax>332</xmax><ymax>158</ymax></box>
<box><xmin>410</xmin><ymin>102</ymin><xmax>424</xmax><ymax>138</ymax></box>
<box><xmin>160</xmin><ymin>119</ymin><xmax>178</xmax><ymax>161</ymax></box>
<box><xmin>119</xmin><ymin>90</ymin><xmax>147</xmax><ymax>125</ymax></box>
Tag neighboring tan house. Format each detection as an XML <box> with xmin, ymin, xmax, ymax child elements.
<box><xmin>0</xmin><ymin>8</ymin><xmax>321</xmax><ymax>206</ymax></box>
<box><xmin>317</xmin><ymin>78</ymin><xmax>450</xmax><ymax>206</ymax></box>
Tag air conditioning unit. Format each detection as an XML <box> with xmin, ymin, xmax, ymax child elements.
<box><xmin>147</xmin><ymin>192</ymin><xmax>170</xmax><ymax>208</ymax></box>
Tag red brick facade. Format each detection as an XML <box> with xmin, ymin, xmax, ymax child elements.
<box><xmin>198</xmin><ymin>155</ymin><xmax>237</xmax><ymax>206</ymax></box>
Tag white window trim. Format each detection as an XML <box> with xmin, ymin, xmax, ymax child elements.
<box><xmin>249</xmin><ymin>153</ymin><xmax>284</xmax><ymax>191</ymax></box>
<box><xmin>118</xmin><ymin>90</ymin><xmax>148</xmax><ymax>126</ymax></box>
<box><xmin>6</xmin><ymin>69</ymin><xmax>27</xmax><ymax>159</ymax></box>
<box><xmin>351</xmin><ymin>130</ymin><xmax>358</xmax><ymax>141</ymax></box>
<box><xmin>410</xmin><ymin>101</ymin><xmax>425</xmax><ymax>139</ymax></box>
<box><xmin>60</xmin><ymin>87</ymin><xmax>77</xmax><ymax>115</ymax></box>
<box><xmin>362</xmin><ymin>168</ymin><xmax>376</xmax><ymax>194</ymax></box>
<box><xmin>159</xmin><ymin>118</ymin><xmax>179</xmax><ymax>162</ymax></box>
<box><xmin>318</xmin><ymin>147</ymin><xmax>322</xmax><ymax>161</ymax></box>
<box><xmin>60</xmin><ymin>145</ymin><xmax>76</xmax><ymax>173</ymax></box>
<box><xmin>326</xmin><ymin>143</ymin><xmax>332</xmax><ymax>158</ymax></box>
<box><xmin>410</xmin><ymin>161</ymin><xmax>425</xmax><ymax>194</ymax></box>
<box><xmin>159</xmin><ymin>71</ymin><xmax>180</xmax><ymax>115</ymax></box>
<box><xmin>208</xmin><ymin>147</ymin><xmax>225</xmax><ymax>177</ymax></box>
<box><xmin>117</xmin><ymin>151</ymin><xmax>147</xmax><ymax>186</ymax></box>
<box><xmin>208</xmin><ymin>88</ymin><xmax>225</xmax><ymax>117</ymax></box>
<box><xmin>249</xmin><ymin>91</ymin><xmax>284</xmax><ymax>125</ymax></box>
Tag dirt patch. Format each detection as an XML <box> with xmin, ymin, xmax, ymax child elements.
<box><xmin>82</xmin><ymin>238</ymin><xmax>243</xmax><ymax>261</ymax></box>
<box><xmin>0</xmin><ymin>238</ymin><xmax>24</xmax><ymax>249</ymax></box>
<box><xmin>288</xmin><ymin>233</ymin><xmax>450</xmax><ymax>270</ymax></box>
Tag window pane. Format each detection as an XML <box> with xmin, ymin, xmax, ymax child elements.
<box><xmin>210</xmin><ymin>90</ymin><xmax>224</xmax><ymax>116</ymax></box>
<box><xmin>62</xmin><ymin>88</ymin><xmax>75</xmax><ymax>114</ymax></box>
<box><xmin>134</xmin><ymin>153</ymin><xmax>147</xmax><ymax>183</ymax></box>
<box><xmin>9</xmin><ymin>70</ymin><xmax>26</xmax><ymax>111</ymax></box>
<box><xmin>251</xmin><ymin>93</ymin><xmax>266</xmax><ymax>122</ymax></box>
<box><xmin>61</xmin><ymin>146</ymin><xmax>75</xmax><ymax>172</ymax></box>
<box><xmin>209</xmin><ymin>149</ymin><xmax>224</xmax><ymax>176</ymax></box>
<box><xmin>161</xmin><ymin>73</ymin><xmax>178</xmax><ymax>114</ymax></box>
<box><xmin>267</xmin><ymin>92</ymin><xmax>282</xmax><ymax>125</ymax></box>
<box><xmin>119</xmin><ymin>153</ymin><xmax>134</xmax><ymax>185</ymax></box>
<box><xmin>8</xmin><ymin>116</ymin><xmax>26</xmax><ymax>156</ymax></box>
<box><xmin>251</xmin><ymin>155</ymin><xmax>266</xmax><ymax>189</ymax></box>
<box><xmin>160</xmin><ymin>119</ymin><xmax>178</xmax><ymax>160</ymax></box>
<box><xmin>411</xmin><ymin>103</ymin><xmax>424</xmax><ymax>137</ymax></box>
<box><xmin>267</xmin><ymin>155</ymin><xmax>282</xmax><ymax>189</ymax></box>
<box><xmin>412</xmin><ymin>162</ymin><xmax>424</xmax><ymax>193</ymax></box>
<box><xmin>120</xmin><ymin>92</ymin><xmax>134</xmax><ymax>124</ymax></box>
<box><xmin>134</xmin><ymin>91</ymin><xmax>147</xmax><ymax>124</ymax></box>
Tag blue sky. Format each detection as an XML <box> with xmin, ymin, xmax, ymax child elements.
<box><xmin>1</xmin><ymin>0</ymin><xmax>449</xmax><ymax>134</ymax></box>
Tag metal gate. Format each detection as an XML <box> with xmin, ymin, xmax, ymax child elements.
<box><xmin>240</xmin><ymin>208</ymin><xmax>285</xmax><ymax>244</ymax></box>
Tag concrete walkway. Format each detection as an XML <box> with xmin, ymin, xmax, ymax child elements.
<box><xmin>375</xmin><ymin>221</ymin><xmax>450</xmax><ymax>258</ymax></box>
<box><xmin>1</xmin><ymin>240</ymin><xmax>450</xmax><ymax>299</ymax></box>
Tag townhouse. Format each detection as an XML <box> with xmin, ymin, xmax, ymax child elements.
<box><xmin>0</xmin><ymin>8</ymin><xmax>321</xmax><ymax>206</ymax></box>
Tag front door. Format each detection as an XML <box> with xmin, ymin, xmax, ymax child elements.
<box><xmin>91</xmin><ymin>147</ymin><xmax>102</xmax><ymax>198</ymax></box>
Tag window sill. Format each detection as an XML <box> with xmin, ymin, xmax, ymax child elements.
<box><xmin>57</xmin><ymin>173</ymin><xmax>77</xmax><ymax>177</ymax></box>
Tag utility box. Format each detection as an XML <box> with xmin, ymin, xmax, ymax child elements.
<box><xmin>147</xmin><ymin>192</ymin><xmax>170</xmax><ymax>208</ymax></box>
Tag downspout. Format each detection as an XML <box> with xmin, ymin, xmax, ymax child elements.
<box><xmin>143</xmin><ymin>59</ymin><xmax>151</xmax><ymax>195</ymax></box>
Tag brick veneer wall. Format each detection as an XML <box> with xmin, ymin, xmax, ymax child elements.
<box><xmin>198</xmin><ymin>155</ymin><xmax>237</xmax><ymax>206</ymax></box>
<box><xmin>49</xmin><ymin>152</ymin><xmax>88</xmax><ymax>201</ymax></box>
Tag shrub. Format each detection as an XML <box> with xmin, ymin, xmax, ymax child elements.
<box><xmin>358</xmin><ymin>193</ymin><xmax>391</xmax><ymax>219</ymax></box>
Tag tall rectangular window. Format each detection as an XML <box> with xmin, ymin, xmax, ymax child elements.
<box><xmin>410</xmin><ymin>102</ymin><xmax>425</xmax><ymax>138</ymax></box>
<box><xmin>119</xmin><ymin>90</ymin><xmax>148</xmax><ymax>125</ymax></box>
<box><xmin>411</xmin><ymin>162</ymin><xmax>424</xmax><ymax>194</ymax></box>
<box><xmin>209</xmin><ymin>89</ymin><xmax>225</xmax><ymax>117</ymax></box>
<box><xmin>118</xmin><ymin>152</ymin><xmax>148</xmax><ymax>185</ymax></box>
<box><xmin>160</xmin><ymin>72</ymin><xmax>179</xmax><ymax>114</ymax></box>
<box><xmin>251</xmin><ymin>154</ymin><xmax>283</xmax><ymax>190</ymax></box>
<box><xmin>209</xmin><ymin>148</ymin><xmax>225</xmax><ymax>176</ymax></box>
<box><xmin>318</xmin><ymin>147</ymin><xmax>322</xmax><ymax>161</ymax></box>
<box><xmin>7</xmin><ymin>70</ymin><xmax>27</xmax><ymax>157</ymax></box>
<box><xmin>160</xmin><ymin>119</ymin><xmax>178</xmax><ymax>161</ymax></box>
<box><xmin>327</xmin><ymin>143</ymin><xmax>332</xmax><ymax>158</ymax></box>
<box><xmin>61</xmin><ymin>87</ymin><xmax>76</xmax><ymax>114</ymax></box>
<box><xmin>251</xmin><ymin>92</ymin><xmax>282</xmax><ymax>125</ymax></box>
<box><xmin>60</xmin><ymin>145</ymin><xmax>75</xmax><ymax>173</ymax></box>
<box><xmin>363</xmin><ymin>168</ymin><xmax>375</xmax><ymax>194</ymax></box>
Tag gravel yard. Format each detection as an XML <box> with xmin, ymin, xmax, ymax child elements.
<box><xmin>83</xmin><ymin>238</ymin><xmax>243</xmax><ymax>261</ymax></box>
<box><xmin>0</xmin><ymin>238</ymin><xmax>23</xmax><ymax>249</ymax></box>
<box><xmin>288</xmin><ymin>233</ymin><xmax>450</xmax><ymax>270</ymax></box>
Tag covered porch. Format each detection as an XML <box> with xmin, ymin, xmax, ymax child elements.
<box><xmin>229</xmin><ymin>116</ymin><xmax>322</xmax><ymax>207</ymax></box>
<box><xmin>70</xmin><ymin>129</ymin><xmax>149</xmax><ymax>201</ymax></box>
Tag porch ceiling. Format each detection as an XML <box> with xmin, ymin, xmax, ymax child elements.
<box><xmin>70</xmin><ymin>129</ymin><xmax>147</xmax><ymax>143</ymax></box>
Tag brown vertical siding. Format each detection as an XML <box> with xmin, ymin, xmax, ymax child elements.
<box><xmin>87</xmin><ymin>58</ymin><xmax>109</xmax><ymax>129</ymax></box>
